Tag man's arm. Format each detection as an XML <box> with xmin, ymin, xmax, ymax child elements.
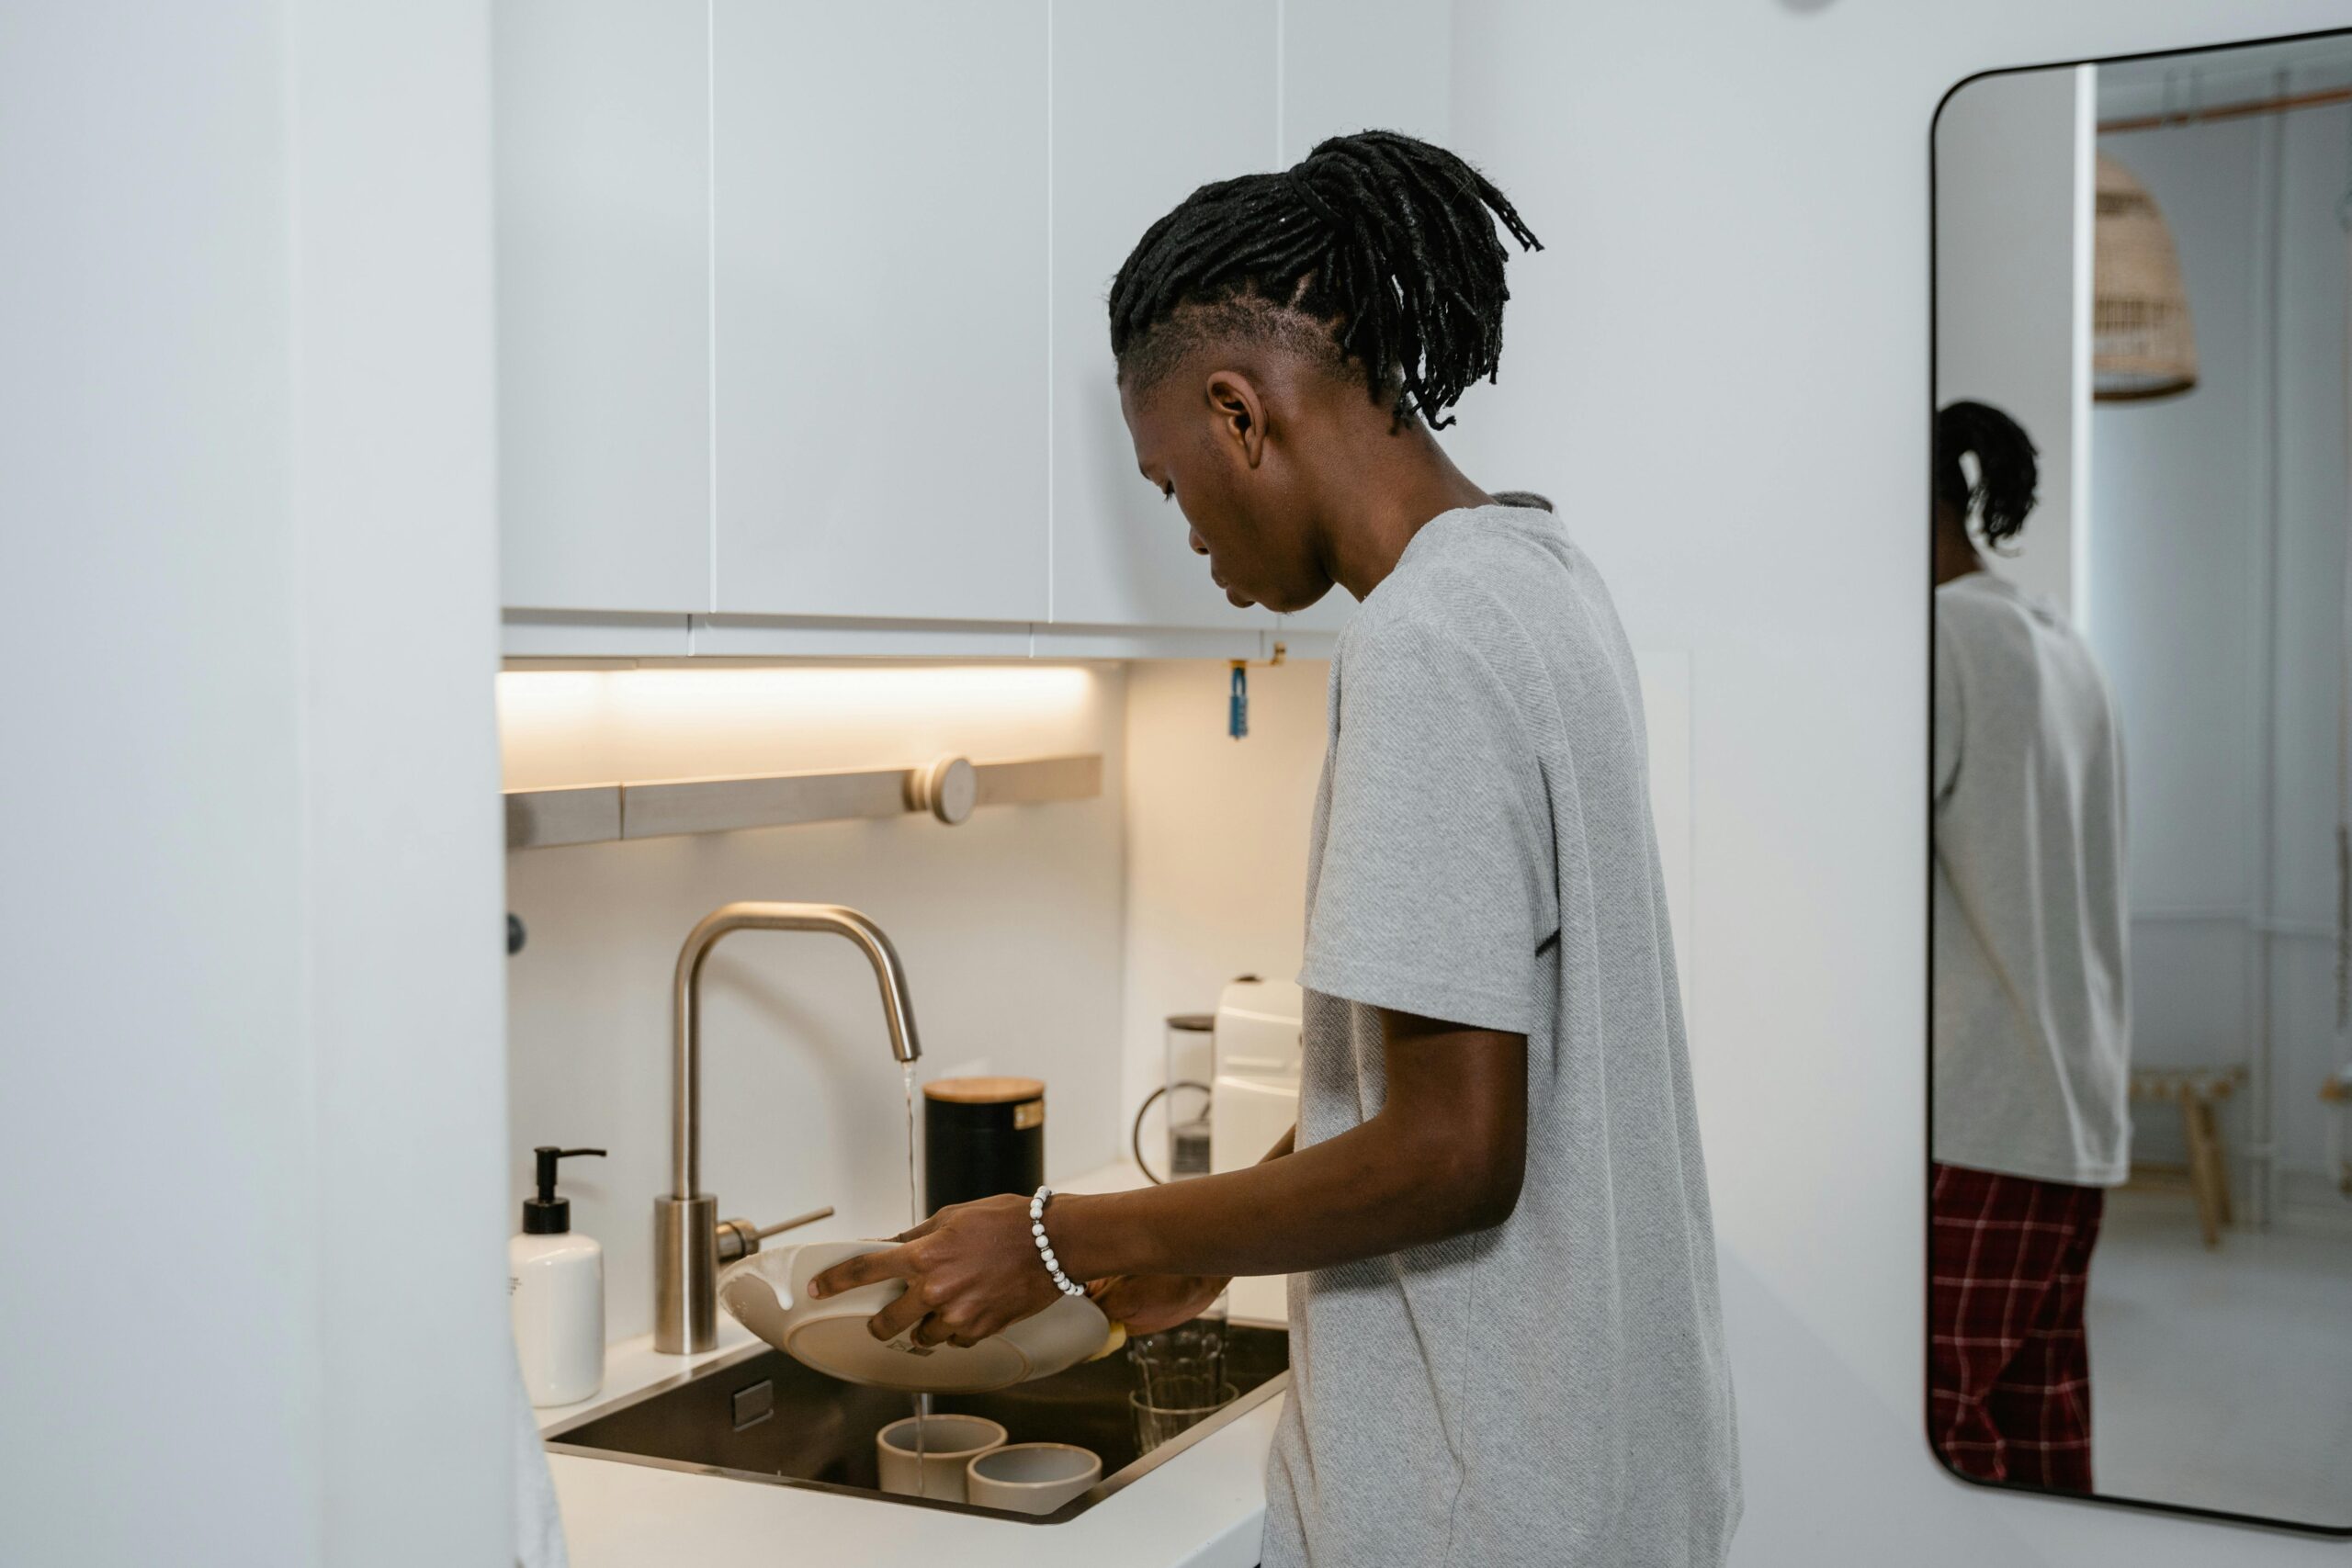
<box><xmin>1085</xmin><ymin>1122</ymin><xmax>1296</xmax><ymax>1334</ymax></box>
<box><xmin>1053</xmin><ymin>1009</ymin><xmax>1525</xmax><ymax>1279</ymax></box>
<box><xmin>807</xmin><ymin>1009</ymin><xmax>1525</xmax><ymax>1347</ymax></box>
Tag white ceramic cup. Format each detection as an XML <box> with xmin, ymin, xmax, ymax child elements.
<box><xmin>875</xmin><ymin>1414</ymin><xmax>1006</xmax><ymax>1503</ymax></box>
<box><xmin>964</xmin><ymin>1441</ymin><xmax>1102</xmax><ymax>1516</ymax></box>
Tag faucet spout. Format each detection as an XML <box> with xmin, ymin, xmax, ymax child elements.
<box><xmin>655</xmin><ymin>901</ymin><xmax>923</xmax><ymax>1354</ymax></box>
<box><xmin>671</xmin><ymin>902</ymin><xmax>922</xmax><ymax>1199</ymax></box>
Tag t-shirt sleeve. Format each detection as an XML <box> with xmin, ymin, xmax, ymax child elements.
<box><xmin>1298</xmin><ymin>614</ymin><xmax>1555</xmax><ymax>1035</ymax></box>
<box><xmin>1933</xmin><ymin>612</ymin><xmax>1963</xmax><ymax>807</ymax></box>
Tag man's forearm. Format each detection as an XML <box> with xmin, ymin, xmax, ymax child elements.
<box><xmin>1048</xmin><ymin>1111</ymin><xmax>1495</xmax><ymax>1281</ymax></box>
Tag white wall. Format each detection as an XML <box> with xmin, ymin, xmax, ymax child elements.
<box><xmin>2273</xmin><ymin>97</ymin><xmax>2352</xmax><ymax>1212</ymax></box>
<box><xmin>0</xmin><ymin>5</ymin><xmax>510</xmax><ymax>1566</ymax></box>
<box><xmin>292</xmin><ymin>7</ymin><xmax>513</xmax><ymax>1560</ymax></box>
<box><xmin>2089</xmin><ymin>113</ymin><xmax>2270</xmax><ymax>1190</ymax></box>
<box><xmin>1443</xmin><ymin>1</ymin><xmax>2352</xmax><ymax>1562</ymax></box>
<box><xmin>1120</xmin><ymin>660</ymin><xmax>1332</xmax><ymax>1134</ymax></box>
<box><xmin>501</xmin><ymin>664</ymin><xmax>1131</xmax><ymax>1343</ymax></box>
<box><xmin>2090</xmin><ymin>100</ymin><xmax>2352</xmax><ymax>1217</ymax></box>
<box><xmin>1</xmin><ymin>11</ymin><xmax>311</xmax><ymax>1562</ymax></box>
<box><xmin>1935</xmin><ymin>65</ymin><xmax>2096</xmax><ymax>617</ymax></box>
<box><xmin>2090</xmin><ymin>120</ymin><xmax>2265</xmax><ymax>918</ymax></box>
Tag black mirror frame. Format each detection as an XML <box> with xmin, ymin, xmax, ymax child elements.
<box><xmin>1926</xmin><ymin>22</ymin><xmax>2352</xmax><ymax>1539</ymax></box>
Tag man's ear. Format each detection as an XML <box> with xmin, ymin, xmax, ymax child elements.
<box><xmin>1203</xmin><ymin>370</ymin><xmax>1267</xmax><ymax>469</ymax></box>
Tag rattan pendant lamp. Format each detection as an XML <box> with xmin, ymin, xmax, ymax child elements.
<box><xmin>2093</xmin><ymin>152</ymin><xmax>2198</xmax><ymax>401</ymax></box>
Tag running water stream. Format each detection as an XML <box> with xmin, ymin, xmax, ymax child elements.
<box><xmin>902</xmin><ymin>1063</ymin><xmax>931</xmax><ymax>1489</ymax></box>
<box><xmin>903</xmin><ymin>1061</ymin><xmax>921</xmax><ymax>1229</ymax></box>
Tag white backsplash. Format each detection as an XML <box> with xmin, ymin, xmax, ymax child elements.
<box><xmin>1119</xmin><ymin>659</ymin><xmax>1332</xmax><ymax>1138</ymax></box>
<box><xmin>499</xmin><ymin>644</ymin><xmax>1693</xmax><ymax>1347</ymax></box>
<box><xmin>502</xmin><ymin>662</ymin><xmax>1131</xmax><ymax>1343</ymax></box>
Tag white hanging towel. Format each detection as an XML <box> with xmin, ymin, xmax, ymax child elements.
<box><xmin>512</xmin><ymin>1343</ymin><xmax>571</xmax><ymax>1568</ymax></box>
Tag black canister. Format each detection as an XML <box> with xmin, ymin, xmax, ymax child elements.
<box><xmin>922</xmin><ymin>1076</ymin><xmax>1046</xmax><ymax>1216</ymax></box>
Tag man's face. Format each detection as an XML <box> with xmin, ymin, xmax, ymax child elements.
<box><xmin>1118</xmin><ymin>369</ymin><xmax>1334</xmax><ymax>615</ymax></box>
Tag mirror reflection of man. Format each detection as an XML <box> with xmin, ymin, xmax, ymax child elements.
<box><xmin>1928</xmin><ymin>400</ymin><xmax>2131</xmax><ymax>1495</ymax></box>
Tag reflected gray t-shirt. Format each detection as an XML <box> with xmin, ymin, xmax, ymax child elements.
<box><xmin>1932</xmin><ymin>571</ymin><xmax>2131</xmax><ymax>1185</ymax></box>
<box><xmin>1262</xmin><ymin>505</ymin><xmax>1740</xmax><ymax>1568</ymax></box>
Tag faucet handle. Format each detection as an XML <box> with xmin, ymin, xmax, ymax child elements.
<box><xmin>715</xmin><ymin>1203</ymin><xmax>837</xmax><ymax>1264</ymax></box>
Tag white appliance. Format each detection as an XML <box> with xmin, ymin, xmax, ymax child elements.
<box><xmin>1208</xmin><ymin>978</ymin><xmax>1303</xmax><ymax>1324</ymax></box>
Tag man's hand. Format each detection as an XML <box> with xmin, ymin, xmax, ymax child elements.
<box><xmin>1089</xmin><ymin>1273</ymin><xmax>1231</xmax><ymax>1336</ymax></box>
<box><xmin>804</xmin><ymin>1193</ymin><xmax>1063</xmax><ymax>1349</ymax></box>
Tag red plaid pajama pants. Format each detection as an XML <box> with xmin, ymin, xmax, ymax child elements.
<box><xmin>1928</xmin><ymin>1161</ymin><xmax>2104</xmax><ymax>1493</ymax></box>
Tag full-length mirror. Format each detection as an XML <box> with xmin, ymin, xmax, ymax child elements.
<box><xmin>1931</xmin><ymin>30</ymin><xmax>2352</xmax><ymax>1532</ymax></box>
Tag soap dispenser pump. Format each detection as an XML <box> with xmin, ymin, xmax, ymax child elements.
<box><xmin>511</xmin><ymin>1145</ymin><xmax>606</xmax><ymax>1407</ymax></box>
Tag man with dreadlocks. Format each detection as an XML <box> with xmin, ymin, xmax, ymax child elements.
<box><xmin>1928</xmin><ymin>400</ymin><xmax>2129</xmax><ymax>1495</ymax></box>
<box><xmin>809</xmin><ymin>130</ymin><xmax>1740</xmax><ymax>1565</ymax></box>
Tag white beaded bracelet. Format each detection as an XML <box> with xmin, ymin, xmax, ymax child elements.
<box><xmin>1029</xmin><ymin>1185</ymin><xmax>1086</xmax><ymax>1297</ymax></box>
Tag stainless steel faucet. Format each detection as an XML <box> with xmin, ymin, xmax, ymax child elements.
<box><xmin>655</xmin><ymin>902</ymin><xmax>923</xmax><ymax>1355</ymax></box>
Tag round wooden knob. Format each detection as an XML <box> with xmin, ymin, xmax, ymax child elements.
<box><xmin>910</xmin><ymin>756</ymin><xmax>978</xmax><ymax>825</ymax></box>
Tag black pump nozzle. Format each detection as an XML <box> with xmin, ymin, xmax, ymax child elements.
<box><xmin>523</xmin><ymin>1145</ymin><xmax>606</xmax><ymax>1235</ymax></box>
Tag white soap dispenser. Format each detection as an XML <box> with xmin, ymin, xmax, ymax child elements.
<box><xmin>510</xmin><ymin>1145</ymin><xmax>606</xmax><ymax>1407</ymax></box>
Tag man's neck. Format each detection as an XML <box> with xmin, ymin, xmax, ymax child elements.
<box><xmin>1316</xmin><ymin>426</ymin><xmax>1492</xmax><ymax>602</ymax></box>
<box><xmin>1932</xmin><ymin>529</ymin><xmax>1986</xmax><ymax>587</ymax></box>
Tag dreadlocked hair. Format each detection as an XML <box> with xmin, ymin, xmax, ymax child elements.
<box><xmin>1934</xmin><ymin>400</ymin><xmax>2041</xmax><ymax>547</ymax></box>
<box><xmin>1107</xmin><ymin>130</ymin><xmax>1542</xmax><ymax>431</ymax></box>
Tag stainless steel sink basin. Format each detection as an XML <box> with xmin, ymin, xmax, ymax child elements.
<box><xmin>543</xmin><ymin>1321</ymin><xmax>1289</xmax><ymax>1524</ymax></box>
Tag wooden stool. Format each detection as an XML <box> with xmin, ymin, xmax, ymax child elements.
<box><xmin>2127</xmin><ymin>1066</ymin><xmax>2247</xmax><ymax>1248</ymax></box>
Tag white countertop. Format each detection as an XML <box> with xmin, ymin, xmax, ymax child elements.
<box><xmin>536</xmin><ymin>1163</ymin><xmax>1280</xmax><ymax>1568</ymax></box>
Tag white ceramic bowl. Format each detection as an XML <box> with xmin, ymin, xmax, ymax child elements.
<box><xmin>875</xmin><ymin>1413</ymin><xmax>1005</xmax><ymax>1502</ymax></box>
<box><xmin>965</xmin><ymin>1442</ymin><xmax>1102</xmax><ymax>1516</ymax></box>
<box><xmin>717</xmin><ymin>1239</ymin><xmax>1114</xmax><ymax>1393</ymax></box>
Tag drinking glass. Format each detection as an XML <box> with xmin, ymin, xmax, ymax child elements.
<box><xmin>1130</xmin><ymin>1382</ymin><xmax>1239</xmax><ymax>1454</ymax></box>
<box><xmin>1127</xmin><ymin>1320</ymin><xmax>1232</xmax><ymax>1452</ymax></box>
<box><xmin>1128</xmin><ymin>1321</ymin><xmax>1226</xmax><ymax>1402</ymax></box>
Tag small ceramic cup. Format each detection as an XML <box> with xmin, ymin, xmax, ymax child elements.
<box><xmin>965</xmin><ymin>1441</ymin><xmax>1102</xmax><ymax>1516</ymax></box>
<box><xmin>876</xmin><ymin>1414</ymin><xmax>1007</xmax><ymax>1503</ymax></box>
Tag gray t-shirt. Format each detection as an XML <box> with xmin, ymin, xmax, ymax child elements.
<box><xmin>1262</xmin><ymin>505</ymin><xmax>1740</xmax><ymax>1568</ymax></box>
<box><xmin>1932</xmin><ymin>571</ymin><xmax>2131</xmax><ymax>1185</ymax></box>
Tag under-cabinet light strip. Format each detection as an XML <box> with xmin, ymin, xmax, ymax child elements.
<box><xmin>502</xmin><ymin>753</ymin><xmax>1102</xmax><ymax>852</ymax></box>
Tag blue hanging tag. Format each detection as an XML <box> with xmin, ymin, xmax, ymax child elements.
<box><xmin>1228</xmin><ymin>661</ymin><xmax>1250</xmax><ymax>739</ymax></box>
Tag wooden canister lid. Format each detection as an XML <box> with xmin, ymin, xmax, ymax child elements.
<box><xmin>922</xmin><ymin>1076</ymin><xmax>1045</xmax><ymax>1105</ymax></box>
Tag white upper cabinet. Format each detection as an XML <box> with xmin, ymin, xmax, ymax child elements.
<box><xmin>1046</xmin><ymin>1</ymin><xmax>1276</xmax><ymax>631</ymax></box>
<box><xmin>494</xmin><ymin>0</ymin><xmax>711</xmax><ymax>614</ymax></box>
<box><xmin>713</xmin><ymin>1</ymin><xmax>1049</xmax><ymax>622</ymax></box>
<box><xmin>1275</xmin><ymin>0</ymin><xmax>1452</xmax><ymax>634</ymax></box>
<box><xmin>492</xmin><ymin>0</ymin><xmax>1447</xmax><ymax>646</ymax></box>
